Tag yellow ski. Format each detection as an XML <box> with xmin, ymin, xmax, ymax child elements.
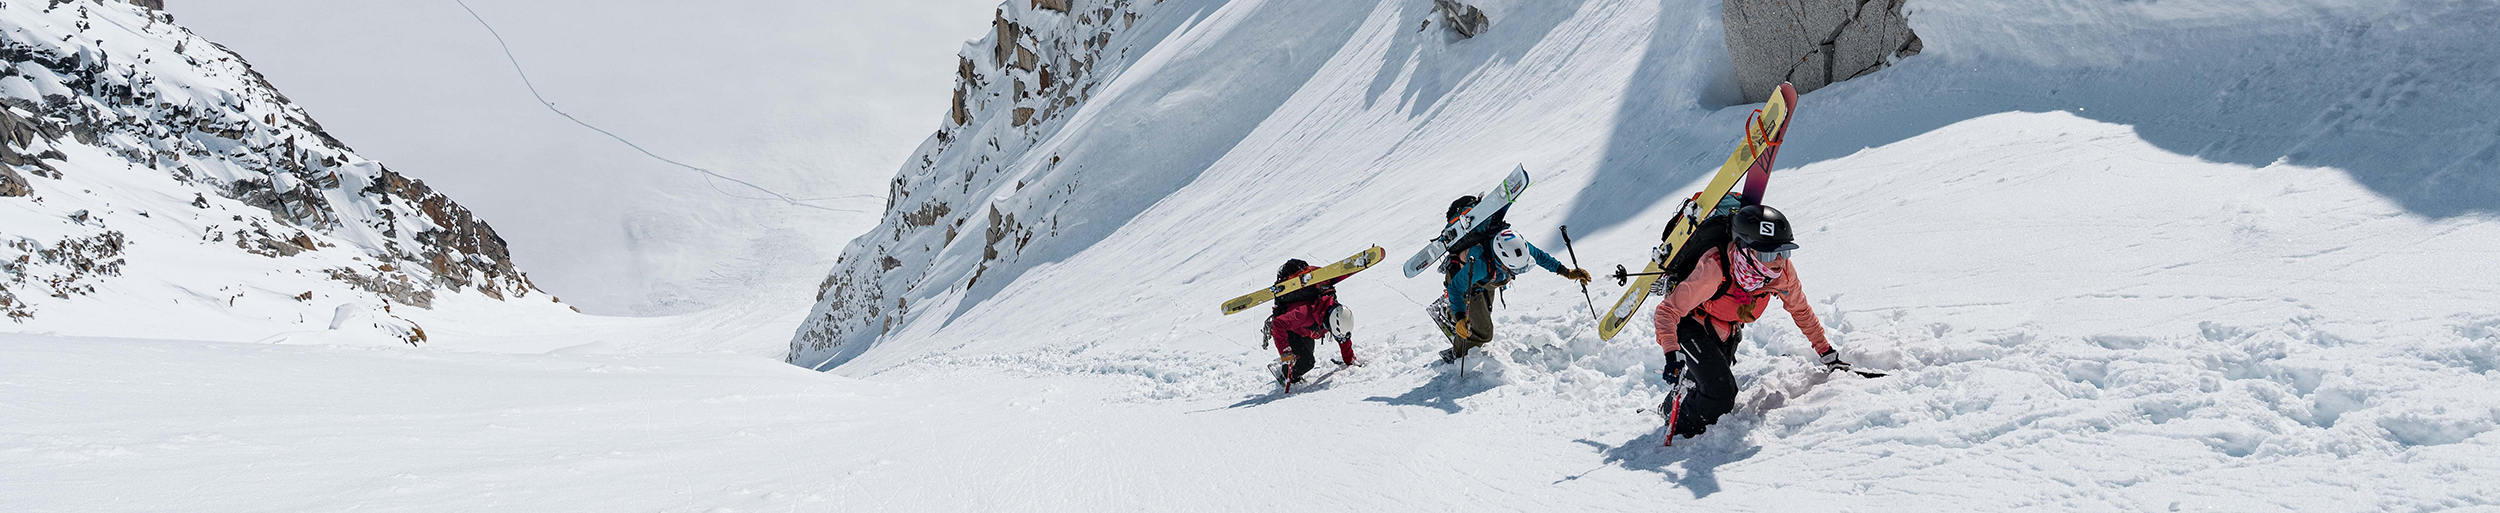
<box><xmin>1598</xmin><ymin>83</ymin><xmax>1799</xmax><ymax>340</ymax></box>
<box><xmin>1220</xmin><ymin>245</ymin><xmax>1387</xmax><ymax>315</ymax></box>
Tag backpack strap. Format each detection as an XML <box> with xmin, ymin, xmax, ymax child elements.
<box><xmin>1687</xmin><ymin>243</ymin><xmax>1745</xmax><ymax>324</ymax></box>
<box><xmin>1708</xmin><ymin>243</ymin><xmax>1739</xmax><ymax>303</ymax></box>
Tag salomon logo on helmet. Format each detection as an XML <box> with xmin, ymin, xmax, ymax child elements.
<box><xmin>1733</xmin><ymin>205</ymin><xmax>1799</xmax><ymax>253</ymax></box>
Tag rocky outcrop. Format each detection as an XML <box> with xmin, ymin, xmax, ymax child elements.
<box><xmin>0</xmin><ymin>167</ymin><xmax>27</xmax><ymax>197</ymax></box>
<box><xmin>791</xmin><ymin>0</ymin><xmax>1156</xmax><ymax>366</ymax></box>
<box><xmin>1</xmin><ymin>106</ymin><xmax>60</xmax><ymax>196</ymax></box>
<box><xmin>1724</xmin><ymin>0</ymin><xmax>1921</xmax><ymax>102</ymax></box>
<box><xmin>1433</xmin><ymin>0</ymin><xmax>1489</xmax><ymax>39</ymax></box>
<box><xmin>0</xmin><ymin>1</ymin><xmax>542</xmax><ymax>325</ymax></box>
<box><xmin>0</xmin><ymin>231</ymin><xmax>126</xmax><ymax>321</ymax></box>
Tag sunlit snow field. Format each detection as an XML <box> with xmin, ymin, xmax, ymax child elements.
<box><xmin>7</xmin><ymin>0</ymin><xmax>2499</xmax><ymax>511</ymax></box>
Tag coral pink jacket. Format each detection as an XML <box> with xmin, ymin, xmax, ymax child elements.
<box><xmin>1652</xmin><ymin>245</ymin><xmax>1830</xmax><ymax>354</ymax></box>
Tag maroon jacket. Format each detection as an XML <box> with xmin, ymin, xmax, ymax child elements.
<box><xmin>1268</xmin><ymin>279</ymin><xmax>1343</xmax><ymax>350</ymax></box>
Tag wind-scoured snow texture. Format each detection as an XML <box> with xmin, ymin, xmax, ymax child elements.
<box><xmin>793</xmin><ymin>0</ymin><xmax>1739</xmax><ymax>367</ymax></box>
<box><xmin>1723</xmin><ymin>0</ymin><xmax>1919</xmax><ymax>103</ymax></box>
<box><xmin>758</xmin><ymin>0</ymin><xmax>2500</xmax><ymax>507</ymax></box>
<box><xmin>0</xmin><ymin>1</ymin><xmax>552</xmax><ymax>342</ymax></box>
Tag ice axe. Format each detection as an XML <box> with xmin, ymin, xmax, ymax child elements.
<box><xmin>1559</xmin><ymin>226</ymin><xmax>1599</xmax><ymax>322</ymax></box>
<box><xmin>1610</xmin><ymin>265</ymin><xmax>1675</xmax><ymax>287</ymax></box>
<box><xmin>1782</xmin><ymin>353</ymin><xmax>1890</xmax><ymax>378</ymax></box>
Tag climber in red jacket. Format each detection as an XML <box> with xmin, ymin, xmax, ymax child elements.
<box><xmin>1268</xmin><ymin>259</ymin><xmax>1357</xmax><ymax>384</ymax></box>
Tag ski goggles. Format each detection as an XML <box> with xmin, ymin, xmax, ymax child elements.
<box><xmin>1744</xmin><ymin>247</ymin><xmax>1793</xmax><ymax>262</ymax></box>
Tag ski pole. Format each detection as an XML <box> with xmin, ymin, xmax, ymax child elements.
<box><xmin>1559</xmin><ymin>226</ymin><xmax>1600</xmax><ymax>323</ymax></box>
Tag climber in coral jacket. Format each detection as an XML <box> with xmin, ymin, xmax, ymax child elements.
<box><xmin>1651</xmin><ymin>204</ymin><xmax>1850</xmax><ymax>439</ymax></box>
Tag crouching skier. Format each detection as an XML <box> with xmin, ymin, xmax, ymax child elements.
<box><xmin>1432</xmin><ymin>195</ymin><xmax>1593</xmax><ymax>363</ymax></box>
<box><xmin>1652</xmin><ymin>205</ymin><xmax>1854</xmax><ymax>440</ymax></box>
<box><xmin>1268</xmin><ymin>259</ymin><xmax>1358</xmax><ymax>385</ymax></box>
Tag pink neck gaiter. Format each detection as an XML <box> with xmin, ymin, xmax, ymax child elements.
<box><xmin>1729</xmin><ymin>246</ymin><xmax>1782</xmax><ymax>292</ymax></box>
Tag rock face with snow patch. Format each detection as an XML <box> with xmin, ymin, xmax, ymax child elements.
<box><xmin>1433</xmin><ymin>0</ymin><xmax>1489</xmax><ymax>39</ymax></box>
<box><xmin>791</xmin><ymin>0</ymin><xmax>1157</xmax><ymax>366</ymax></box>
<box><xmin>0</xmin><ymin>1</ymin><xmax>544</xmax><ymax>338</ymax></box>
<box><xmin>1723</xmin><ymin>0</ymin><xmax>1920</xmax><ymax>102</ymax></box>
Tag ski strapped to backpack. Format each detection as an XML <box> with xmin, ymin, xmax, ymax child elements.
<box><xmin>1597</xmin><ymin>82</ymin><xmax>1798</xmax><ymax>340</ymax></box>
<box><xmin>1402</xmin><ymin>166</ymin><xmax>1532</xmax><ymax>278</ymax></box>
<box><xmin>1437</xmin><ymin>203</ymin><xmax>1511</xmax><ymax>276</ymax></box>
<box><xmin>1613</xmin><ymin>192</ymin><xmax>1742</xmax><ymax>289</ymax></box>
<box><xmin>1220</xmin><ymin>246</ymin><xmax>1386</xmax><ymax>315</ymax></box>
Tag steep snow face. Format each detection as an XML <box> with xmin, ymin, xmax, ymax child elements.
<box><xmin>792</xmin><ymin>0</ymin><xmax>1758</xmax><ymax>366</ymax></box>
<box><xmin>0</xmin><ymin>1</ymin><xmax>557</xmax><ymax>342</ymax></box>
<box><xmin>793</xmin><ymin>0</ymin><xmax>1200</xmax><ymax>366</ymax></box>
<box><xmin>766</xmin><ymin>0</ymin><xmax>2500</xmax><ymax>503</ymax></box>
<box><xmin>800</xmin><ymin>0</ymin><xmax>2500</xmax><ymax>365</ymax></box>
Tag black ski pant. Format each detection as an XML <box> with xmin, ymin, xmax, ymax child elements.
<box><xmin>1283</xmin><ymin>334</ymin><xmax>1317</xmax><ymax>380</ymax></box>
<box><xmin>1671</xmin><ymin>316</ymin><xmax>1741</xmax><ymax>436</ymax></box>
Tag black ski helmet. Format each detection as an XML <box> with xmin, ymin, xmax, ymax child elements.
<box><xmin>1277</xmin><ymin>259</ymin><xmax>1311</xmax><ymax>281</ymax></box>
<box><xmin>1732</xmin><ymin>205</ymin><xmax>1798</xmax><ymax>253</ymax></box>
<box><xmin>1446</xmin><ymin>195</ymin><xmax>1481</xmax><ymax>220</ymax></box>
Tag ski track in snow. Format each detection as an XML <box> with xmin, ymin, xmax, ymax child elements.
<box><xmin>10</xmin><ymin>0</ymin><xmax>2500</xmax><ymax>511</ymax></box>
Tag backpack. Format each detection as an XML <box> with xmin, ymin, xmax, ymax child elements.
<box><xmin>1271</xmin><ymin>259</ymin><xmax>1333</xmax><ymax>317</ymax></box>
<box><xmin>1657</xmin><ymin>192</ymin><xmax>1747</xmax><ymax>294</ymax></box>
<box><xmin>1438</xmin><ymin>205</ymin><xmax>1511</xmax><ymax>277</ymax></box>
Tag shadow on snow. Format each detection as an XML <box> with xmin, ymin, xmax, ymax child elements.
<box><xmin>1559</xmin><ymin>419</ymin><xmax>1764</xmax><ymax>499</ymax></box>
<box><xmin>1359</xmin><ymin>363</ymin><xmax>1501</xmax><ymax>414</ymax></box>
<box><xmin>1561</xmin><ymin>0</ymin><xmax>2500</xmax><ymax>243</ymax></box>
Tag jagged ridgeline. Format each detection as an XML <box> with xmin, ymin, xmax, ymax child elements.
<box><xmin>0</xmin><ymin>0</ymin><xmax>546</xmax><ymax>341</ymax></box>
<box><xmin>791</xmin><ymin>0</ymin><xmax>1155</xmax><ymax>367</ymax></box>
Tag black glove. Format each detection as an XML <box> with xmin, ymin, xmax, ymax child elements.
<box><xmin>1662</xmin><ymin>350</ymin><xmax>1688</xmax><ymax>381</ymax></box>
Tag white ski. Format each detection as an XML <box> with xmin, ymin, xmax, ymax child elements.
<box><xmin>1402</xmin><ymin>165</ymin><xmax>1533</xmax><ymax>278</ymax></box>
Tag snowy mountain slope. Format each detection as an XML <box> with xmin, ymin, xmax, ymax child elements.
<box><xmin>792</xmin><ymin>0</ymin><xmax>1234</xmax><ymax>365</ymax></box>
<box><xmin>799</xmin><ymin>0</ymin><xmax>2500</xmax><ymax>373</ymax></box>
<box><xmin>0</xmin><ymin>0</ymin><xmax>565</xmax><ymax>343</ymax></box>
<box><xmin>7</xmin><ymin>0</ymin><xmax>2500</xmax><ymax>510</ymax></box>
<box><xmin>792</xmin><ymin>0</ymin><xmax>1688</xmax><ymax>367</ymax></box>
<box><xmin>1758</xmin><ymin>0</ymin><xmax>2500</xmax><ymax>220</ymax></box>
<box><xmin>754</xmin><ymin>0</ymin><xmax>2498</xmax><ymax>506</ymax></box>
<box><xmin>7</xmin><ymin>111</ymin><xmax>2494</xmax><ymax>511</ymax></box>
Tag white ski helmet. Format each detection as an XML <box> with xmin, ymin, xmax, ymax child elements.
<box><xmin>1324</xmin><ymin>305</ymin><xmax>1355</xmax><ymax>340</ymax></box>
<box><xmin>1492</xmin><ymin>230</ymin><xmax>1534</xmax><ymax>274</ymax></box>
